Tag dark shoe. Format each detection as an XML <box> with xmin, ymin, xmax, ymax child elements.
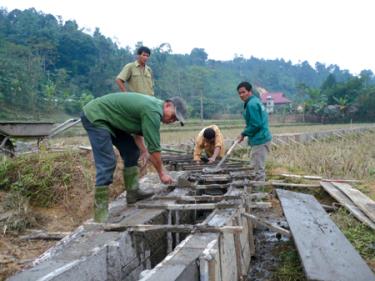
<box><xmin>126</xmin><ymin>189</ymin><xmax>138</xmax><ymax>205</ymax></box>
<box><xmin>126</xmin><ymin>189</ymin><xmax>153</xmax><ymax>204</ymax></box>
<box><xmin>94</xmin><ymin>186</ymin><xmax>109</xmax><ymax>223</ymax></box>
<box><xmin>124</xmin><ymin>166</ymin><xmax>154</xmax><ymax>204</ymax></box>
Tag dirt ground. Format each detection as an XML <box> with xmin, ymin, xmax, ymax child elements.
<box><xmin>0</xmin><ymin>150</ymin><xmax>126</xmax><ymax>281</ymax></box>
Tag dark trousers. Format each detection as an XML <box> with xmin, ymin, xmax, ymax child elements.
<box><xmin>80</xmin><ymin>113</ymin><xmax>140</xmax><ymax>186</ymax></box>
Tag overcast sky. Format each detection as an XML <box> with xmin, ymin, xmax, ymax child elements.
<box><xmin>2</xmin><ymin>0</ymin><xmax>374</xmax><ymax>75</ymax></box>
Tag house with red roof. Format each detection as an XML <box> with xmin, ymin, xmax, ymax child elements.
<box><xmin>260</xmin><ymin>92</ymin><xmax>292</xmax><ymax>114</ymax></box>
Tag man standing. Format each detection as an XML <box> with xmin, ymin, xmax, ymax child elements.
<box><xmin>193</xmin><ymin>125</ymin><xmax>225</xmax><ymax>164</ymax></box>
<box><xmin>81</xmin><ymin>92</ymin><xmax>187</xmax><ymax>222</ymax></box>
<box><xmin>115</xmin><ymin>46</ymin><xmax>154</xmax><ymax>96</ymax></box>
<box><xmin>236</xmin><ymin>81</ymin><xmax>272</xmax><ymax>181</ymax></box>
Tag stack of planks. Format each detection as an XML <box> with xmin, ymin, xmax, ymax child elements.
<box><xmin>277</xmin><ymin>189</ymin><xmax>375</xmax><ymax>281</ymax></box>
<box><xmin>320</xmin><ymin>181</ymin><xmax>375</xmax><ymax>230</ymax></box>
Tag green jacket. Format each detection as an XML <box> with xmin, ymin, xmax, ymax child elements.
<box><xmin>241</xmin><ymin>95</ymin><xmax>272</xmax><ymax>146</ymax></box>
<box><xmin>83</xmin><ymin>92</ymin><xmax>163</xmax><ymax>153</ymax></box>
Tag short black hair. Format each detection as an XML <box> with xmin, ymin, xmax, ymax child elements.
<box><xmin>137</xmin><ymin>46</ymin><xmax>151</xmax><ymax>55</ymax></box>
<box><xmin>237</xmin><ymin>81</ymin><xmax>252</xmax><ymax>91</ymax></box>
<box><xmin>203</xmin><ymin>128</ymin><xmax>215</xmax><ymax>140</ymax></box>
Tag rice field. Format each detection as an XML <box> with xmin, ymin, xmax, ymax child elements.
<box><xmin>160</xmin><ymin>121</ymin><xmax>375</xmax><ymax>144</ymax></box>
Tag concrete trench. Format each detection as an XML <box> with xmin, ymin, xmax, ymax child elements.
<box><xmin>9</xmin><ymin>157</ymin><xmax>256</xmax><ymax>281</ymax></box>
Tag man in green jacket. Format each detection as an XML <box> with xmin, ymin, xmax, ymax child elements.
<box><xmin>81</xmin><ymin>92</ymin><xmax>187</xmax><ymax>222</ymax></box>
<box><xmin>236</xmin><ymin>81</ymin><xmax>272</xmax><ymax>181</ymax></box>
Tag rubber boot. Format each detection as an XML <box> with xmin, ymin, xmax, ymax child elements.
<box><xmin>94</xmin><ymin>186</ymin><xmax>109</xmax><ymax>223</ymax></box>
<box><xmin>124</xmin><ymin>166</ymin><xmax>153</xmax><ymax>204</ymax></box>
<box><xmin>124</xmin><ymin>166</ymin><xmax>139</xmax><ymax>204</ymax></box>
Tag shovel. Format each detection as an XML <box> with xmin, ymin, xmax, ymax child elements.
<box><xmin>202</xmin><ymin>138</ymin><xmax>240</xmax><ymax>173</ymax></box>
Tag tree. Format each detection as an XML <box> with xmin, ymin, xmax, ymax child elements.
<box><xmin>190</xmin><ymin>48</ymin><xmax>208</xmax><ymax>65</ymax></box>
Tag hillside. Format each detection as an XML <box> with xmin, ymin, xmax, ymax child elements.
<box><xmin>2</xmin><ymin>7</ymin><xmax>374</xmax><ymax>121</ymax></box>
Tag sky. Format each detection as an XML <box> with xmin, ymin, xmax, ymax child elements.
<box><xmin>1</xmin><ymin>0</ymin><xmax>374</xmax><ymax>75</ymax></box>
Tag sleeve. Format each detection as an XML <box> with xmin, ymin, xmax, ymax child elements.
<box><xmin>141</xmin><ymin>112</ymin><xmax>161</xmax><ymax>153</ymax></box>
<box><xmin>116</xmin><ymin>63</ymin><xmax>132</xmax><ymax>82</ymax></box>
<box><xmin>193</xmin><ymin>134</ymin><xmax>204</xmax><ymax>161</ymax></box>
<box><xmin>241</xmin><ymin>103</ymin><xmax>263</xmax><ymax>137</ymax></box>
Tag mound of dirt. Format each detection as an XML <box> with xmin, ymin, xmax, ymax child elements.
<box><xmin>0</xmin><ymin>149</ymin><xmax>126</xmax><ymax>280</ymax></box>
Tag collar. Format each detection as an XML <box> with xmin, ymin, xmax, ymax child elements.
<box><xmin>135</xmin><ymin>60</ymin><xmax>146</xmax><ymax>68</ymax></box>
<box><xmin>243</xmin><ymin>95</ymin><xmax>253</xmax><ymax>108</ymax></box>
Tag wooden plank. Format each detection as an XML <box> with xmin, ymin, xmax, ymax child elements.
<box><xmin>20</xmin><ymin>231</ymin><xmax>70</xmax><ymax>241</ymax></box>
<box><xmin>280</xmin><ymin>173</ymin><xmax>361</xmax><ymax>183</ymax></box>
<box><xmin>153</xmin><ymin>194</ymin><xmax>241</xmax><ymax>202</ymax></box>
<box><xmin>243</xmin><ymin>181</ymin><xmax>321</xmax><ymax>188</ymax></box>
<box><xmin>104</xmin><ymin>223</ymin><xmax>243</xmax><ymax>233</ymax></box>
<box><xmin>136</xmin><ymin>202</ymin><xmax>237</xmax><ymax>210</ymax></box>
<box><xmin>331</xmin><ymin>182</ymin><xmax>375</xmax><ymax>222</ymax></box>
<box><xmin>320</xmin><ymin>181</ymin><xmax>375</xmax><ymax>230</ymax></box>
<box><xmin>241</xmin><ymin>213</ymin><xmax>291</xmax><ymax>237</ymax></box>
<box><xmin>277</xmin><ymin>189</ymin><xmax>375</xmax><ymax>281</ymax></box>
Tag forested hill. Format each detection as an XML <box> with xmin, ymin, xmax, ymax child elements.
<box><xmin>1</xmin><ymin>8</ymin><xmax>374</xmax><ymax>120</ymax></box>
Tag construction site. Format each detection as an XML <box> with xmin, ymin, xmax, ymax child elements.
<box><xmin>0</xmin><ymin>126</ymin><xmax>373</xmax><ymax>281</ymax></box>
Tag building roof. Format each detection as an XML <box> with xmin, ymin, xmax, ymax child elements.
<box><xmin>261</xmin><ymin>92</ymin><xmax>291</xmax><ymax>104</ymax></box>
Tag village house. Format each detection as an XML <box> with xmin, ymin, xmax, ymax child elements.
<box><xmin>261</xmin><ymin>92</ymin><xmax>292</xmax><ymax>113</ymax></box>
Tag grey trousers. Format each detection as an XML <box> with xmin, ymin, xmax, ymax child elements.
<box><xmin>249</xmin><ymin>142</ymin><xmax>271</xmax><ymax>181</ymax></box>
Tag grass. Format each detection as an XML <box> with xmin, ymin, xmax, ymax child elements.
<box><xmin>272</xmin><ymin>241</ymin><xmax>306</xmax><ymax>281</ymax></box>
<box><xmin>0</xmin><ymin>151</ymin><xmax>93</xmax><ymax>232</ymax></box>
<box><xmin>331</xmin><ymin>208</ymin><xmax>375</xmax><ymax>261</ymax></box>
<box><xmin>268</xmin><ymin>131</ymin><xmax>375</xmax><ymax>183</ymax></box>
<box><xmin>1</xmin><ymin>152</ymin><xmax>74</xmax><ymax>206</ymax></box>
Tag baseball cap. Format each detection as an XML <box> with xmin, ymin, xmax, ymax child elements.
<box><xmin>169</xmin><ymin>97</ymin><xmax>187</xmax><ymax>126</ymax></box>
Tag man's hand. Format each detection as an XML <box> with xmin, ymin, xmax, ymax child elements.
<box><xmin>159</xmin><ymin>171</ymin><xmax>174</xmax><ymax>185</ymax></box>
<box><xmin>139</xmin><ymin>150</ymin><xmax>150</xmax><ymax>168</ymax></box>
<box><xmin>237</xmin><ymin>135</ymin><xmax>245</xmax><ymax>143</ymax></box>
<box><xmin>208</xmin><ymin>157</ymin><xmax>216</xmax><ymax>164</ymax></box>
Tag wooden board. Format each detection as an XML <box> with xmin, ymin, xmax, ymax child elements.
<box><xmin>320</xmin><ymin>181</ymin><xmax>375</xmax><ymax>230</ymax></box>
<box><xmin>277</xmin><ymin>189</ymin><xmax>375</xmax><ymax>281</ymax></box>
<box><xmin>331</xmin><ymin>182</ymin><xmax>375</xmax><ymax>223</ymax></box>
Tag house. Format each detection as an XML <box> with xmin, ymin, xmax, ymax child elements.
<box><xmin>258</xmin><ymin>88</ymin><xmax>291</xmax><ymax>114</ymax></box>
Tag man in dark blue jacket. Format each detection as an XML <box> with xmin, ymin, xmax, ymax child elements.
<box><xmin>236</xmin><ymin>81</ymin><xmax>272</xmax><ymax>181</ymax></box>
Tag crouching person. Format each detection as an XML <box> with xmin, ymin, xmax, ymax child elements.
<box><xmin>193</xmin><ymin>125</ymin><xmax>225</xmax><ymax>164</ymax></box>
<box><xmin>81</xmin><ymin>92</ymin><xmax>187</xmax><ymax>222</ymax></box>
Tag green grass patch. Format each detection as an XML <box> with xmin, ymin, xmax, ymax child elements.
<box><xmin>0</xmin><ymin>151</ymin><xmax>86</xmax><ymax>207</ymax></box>
<box><xmin>331</xmin><ymin>208</ymin><xmax>375</xmax><ymax>261</ymax></box>
<box><xmin>272</xmin><ymin>241</ymin><xmax>306</xmax><ymax>281</ymax></box>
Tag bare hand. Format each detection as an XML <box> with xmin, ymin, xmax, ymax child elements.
<box><xmin>139</xmin><ymin>151</ymin><xmax>150</xmax><ymax>168</ymax></box>
<box><xmin>208</xmin><ymin>157</ymin><xmax>215</xmax><ymax>164</ymax></box>
<box><xmin>237</xmin><ymin>135</ymin><xmax>245</xmax><ymax>143</ymax></box>
<box><xmin>160</xmin><ymin>172</ymin><xmax>174</xmax><ymax>185</ymax></box>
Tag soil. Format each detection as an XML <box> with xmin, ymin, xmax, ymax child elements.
<box><xmin>0</xmin><ymin>149</ymin><xmax>125</xmax><ymax>281</ymax></box>
<box><xmin>246</xmin><ymin>194</ymin><xmax>293</xmax><ymax>281</ymax></box>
